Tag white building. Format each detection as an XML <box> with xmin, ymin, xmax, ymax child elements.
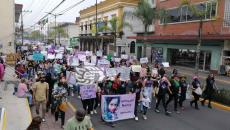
<box><xmin>0</xmin><ymin>1</ymin><xmax>20</xmax><ymax>53</ymax></box>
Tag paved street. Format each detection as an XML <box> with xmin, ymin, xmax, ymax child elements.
<box><xmin>69</xmin><ymin>96</ymin><xmax>230</xmax><ymax>130</ymax></box>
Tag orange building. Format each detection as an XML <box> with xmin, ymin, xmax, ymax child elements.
<box><xmin>131</xmin><ymin>0</ymin><xmax>230</xmax><ymax>73</ymax></box>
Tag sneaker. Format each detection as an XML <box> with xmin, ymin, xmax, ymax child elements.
<box><xmin>165</xmin><ymin>111</ymin><xmax>170</xmax><ymax>116</ymax></box>
<box><xmin>143</xmin><ymin>115</ymin><xmax>147</xmax><ymax>120</ymax></box>
<box><xmin>155</xmin><ymin>109</ymin><xmax>160</xmax><ymax>113</ymax></box>
<box><xmin>77</xmin><ymin>96</ymin><xmax>81</xmax><ymax>99</ymax></box>
<box><xmin>166</xmin><ymin>111</ymin><xmax>172</xmax><ymax>114</ymax></box>
<box><xmin>42</xmin><ymin>118</ymin><xmax>46</xmax><ymax>122</ymax></box>
<box><xmin>90</xmin><ymin>111</ymin><xmax>94</xmax><ymax>115</ymax></box>
<box><xmin>94</xmin><ymin>110</ymin><xmax>97</xmax><ymax>114</ymax></box>
<box><xmin>175</xmin><ymin>110</ymin><xmax>180</xmax><ymax>114</ymax></box>
<box><xmin>135</xmin><ymin>117</ymin><xmax>138</xmax><ymax>121</ymax></box>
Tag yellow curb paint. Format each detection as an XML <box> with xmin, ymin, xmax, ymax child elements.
<box><xmin>211</xmin><ymin>101</ymin><xmax>230</xmax><ymax>111</ymax></box>
<box><xmin>3</xmin><ymin>110</ymin><xmax>6</xmax><ymax>130</ymax></box>
<box><xmin>26</xmin><ymin>98</ymin><xmax>32</xmax><ymax>123</ymax></box>
<box><xmin>67</xmin><ymin>102</ymin><xmax>76</xmax><ymax>112</ymax></box>
<box><xmin>199</xmin><ymin>98</ymin><xmax>230</xmax><ymax>111</ymax></box>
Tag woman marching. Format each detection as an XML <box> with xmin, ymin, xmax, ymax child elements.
<box><xmin>201</xmin><ymin>73</ymin><xmax>217</xmax><ymax>108</ymax></box>
<box><xmin>190</xmin><ymin>76</ymin><xmax>202</xmax><ymax>110</ymax></box>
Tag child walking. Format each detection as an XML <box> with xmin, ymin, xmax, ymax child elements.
<box><xmin>141</xmin><ymin>91</ymin><xmax>151</xmax><ymax>120</ymax></box>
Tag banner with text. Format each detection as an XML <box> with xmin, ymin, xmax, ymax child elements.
<box><xmin>101</xmin><ymin>94</ymin><xmax>136</xmax><ymax>122</ymax></box>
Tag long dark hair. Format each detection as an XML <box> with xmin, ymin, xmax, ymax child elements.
<box><xmin>27</xmin><ymin>116</ymin><xmax>42</xmax><ymax>130</ymax></box>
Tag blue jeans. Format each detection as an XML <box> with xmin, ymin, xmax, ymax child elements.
<box><xmin>18</xmin><ymin>93</ymin><xmax>33</xmax><ymax>105</ymax></box>
<box><xmin>144</xmin><ymin>87</ymin><xmax>153</xmax><ymax>102</ymax></box>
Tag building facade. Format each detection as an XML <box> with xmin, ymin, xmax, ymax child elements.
<box><xmin>131</xmin><ymin>0</ymin><xmax>230</xmax><ymax>73</ymax></box>
<box><xmin>79</xmin><ymin>0</ymin><xmax>155</xmax><ymax>56</ymax></box>
<box><xmin>48</xmin><ymin>21</ymin><xmax>80</xmax><ymax>47</ymax></box>
<box><xmin>0</xmin><ymin>0</ymin><xmax>19</xmax><ymax>53</ymax></box>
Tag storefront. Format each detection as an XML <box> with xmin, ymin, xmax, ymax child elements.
<box><xmin>131</xmin><ymin>35</ymin><xmax>230</xmax><ymax>73</ymax></box>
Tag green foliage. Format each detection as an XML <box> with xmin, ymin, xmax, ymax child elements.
<box><xmin>49</xmin><ymin>26</ymin><xmax>68</xmax><ymax>38</ymax></box>
<box><xmin>30</xmin><ymin>30</ymin><xmax>45</xmax><ymax>40</ymax></box>
<box><xmin>125</xmin><ymin>0</ymin><xmax>156</xmax><ymax>33</ymax></box>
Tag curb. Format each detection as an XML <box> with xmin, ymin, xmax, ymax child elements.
<box><xmin>210</xmin><ymin>101</ymin><xmax>230</xmax><ymax>111</ymax></box>
<box><xmin>26</xmin><ymin>98</ymin><xmax>32</xmax><ymax>123</ymax></box>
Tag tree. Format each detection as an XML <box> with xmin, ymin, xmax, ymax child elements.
<box><xmin>180</xmin><ymin>0</ymin><xmax>219</xmax><ymax>74</ymax></box>
<box><xmin>99</xmin><ymin>16</ymin><xmax>131</xmax><ymax>53</ymax></box>
<box><xmin>30</xmin><ymin>30</ymin><xmax>45</xmax><ymax>41</ymax></box>
<box><xmin>49</xmin><ymin>26</ymin><xmax>68</xmax><ymax>45</ymax></box>
<box><xmin>124</xmin><ymin>0</ymin><xmax>157</xmax><ymax>57</ymax></box>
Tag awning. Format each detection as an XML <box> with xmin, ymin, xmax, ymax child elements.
<box><xmin>127</xmin><ymin>34</ymin><xmax>230</xmax><ymax>41</ymax></box>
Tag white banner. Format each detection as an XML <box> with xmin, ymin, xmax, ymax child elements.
<box><xmin>140</xmin><ymin>57</ymin><xmax>148</xmax><ymax>64</ymax></box>
<box><xmin>121</xmin><ymin>55</ymin><xmax>128</xmax><ymax>59</ymax></box>
<box><xmin>101</xmin><ymin>94</ymin><xmax>136</xmax><ymax>122</ymax></box>
<box><xmin>131</xmin><ymin>65</ymin><xmax>141</xmax><ymax>72</ymax></box>
<box><xmin>66</xmin><ymin>71</ymin><xmax>76</xmax><ymax>85</ymax></box>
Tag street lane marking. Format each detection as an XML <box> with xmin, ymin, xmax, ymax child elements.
<box><xmin>67</xmin><ymin>102</ymin><xmax>76</xmax><ymax>112</ymax></box>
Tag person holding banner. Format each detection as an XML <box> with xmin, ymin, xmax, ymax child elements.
<box><xmin>112</xmin><ymin>74</ymin><xmax>121</xmax><ymax>94</ymax></box>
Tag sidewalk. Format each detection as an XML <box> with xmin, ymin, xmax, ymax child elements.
<box><xmin>31</xmin><ymin>103</ymin><xmax>75</xmax><ymax>130</ymax></box>
<box><xmin>0</xmin><ymin>82</ymin><xmax>31</xmax><ymax>130</ymax></box>
<box><xmin>167</xmin><ymin>66</ymin><xmax>230</xmax><ymax>85</ymax></box>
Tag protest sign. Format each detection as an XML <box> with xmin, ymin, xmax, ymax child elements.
<box><xmin>162</xmin><ymin>62</ymin><xmax>170</xmax><ymax>67</ymax></box>
<box><xmin>101</xmin><ymin>94</ymin><xmax>136</xmax><ymax>122</ymax></box>
<box><xmin>121</xmin><ymin>55</ymin><xmax>128</xmax><ymax>59</ymax></box>
<box><xmin>55</xmin><ymin>53</ymin><xmax>63</xmax><ymax>59</ymax></box>
<box><xmin>78</xmin><ymin>54</ymin><xmax>86</xmax><ymax>62</ymax></box>
<box><xmin>27</xmin><ymin>55</ymin><xmax>33</xmax><ymax>60</ymax></box>
<box><xmin>140</xmin><ymin>57</ymin><xmax>148</xmax><ymax>64</ymax></box>
<box><xmin>116</xmin><ymin>67</ymin><xmax>130</xmax><ymax>81</ymax></box>
<box><xmin>41</xmin><ymin>51</ymin><xmax>47</xmax><ymax>56</ymax></box>
<box><xmin>152</xmin><ymin>68</ymin><xmax>158</xmax><ymax>75</ymax></box>
<box><xmin>96</xmin><ymin>51</ymin><xmax>102</xmax><ymax>57</ymax></box>
<box><xmin>47</xmin><ymin>54</ymin><xmax>55</xmax><ymax>60</ymax></box>
<box><xmin>114</xmin><ymin>58</ymin><xmax>121</xmax><ymax>62</ymax></box>
<box><xmin>80</xmin><ymin>84</ymin><xmax>97</xmax><ymax>100</ymax></box>
<box><xmin>86</xmin><ymin>51</ymin><xmax>93</xmax><ymax>56</ymax></box>
<box><xmin>21</xmin><ymin>46</ymin><xmax>28</xmax><ymax>51</ymax></box>
<box><xmin>33</xmin><ymin>52</ymin><xmax>44</xmax><ymax>61</ymax></box>
<box><xmin>106</xmin><ymin>68</ymin><xmax>117</xmax><ymax>77</ymax></box>
<box><xmin>68</xmin><ymin>56</ymin><xmax>79</xmax><ymax>66</ymax></box>
<box><xmin>91</xmin><ymin>56</ymin><xmax>97</xmax><ymax>65</ymax></box>
<box><xmin>131</xmin><ymin>65</ymin><xmax>141</xmax><ymax>72</ymax></box>
<box><xmin>140</xmin><ymin>68</ymin><xmax>147</xmax><ymax>78</ymax></box>
<box><xmin>66</xmin><ymin>71</ymin><xmax>76</xmax><ymax>85</ymax></box>
<box><xmin>75</xmin><ymin>66</ymin><xmax>105</xmax><ymax>84</ymax></box>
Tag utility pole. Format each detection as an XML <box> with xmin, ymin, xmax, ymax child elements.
<box><xmin>195</xmin><ymin>18</ymin><xmax>203</xmax><ymax>75</ymax></box>
<box><xmin>46</xmin><ymin>13</ymin><xmax>62</xmax><ymax>45</ymax></box>
<box><xmin>95</xmin><ymin>0</ymin><xmax>98</xmax><ymax>51</ymax></box>
<box><xmin>21</xmin><ymin>13</ymin><xmax>24</xmax><ymax>46</ymax></box>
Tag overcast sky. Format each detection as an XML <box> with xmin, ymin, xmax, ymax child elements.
<box><xmin>15</xmin><ymin>0</ymin><xmax>104</xmax><ymax>28</ymax></box>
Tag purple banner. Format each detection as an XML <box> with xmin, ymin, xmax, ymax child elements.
<box><xmin>80</xmin><ymin>84</ymin><xmax>97</xmax><ymax>100</ymax></box>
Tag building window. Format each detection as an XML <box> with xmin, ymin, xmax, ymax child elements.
<box><xmin>161</xmin><ymin>1</ymin><xmax>217</xmax><ymax>24</ymax></box>
<box><xmin>130</xmin><ymin>41</ymin><xmax>135</xmax><ymax>53</ymax></box>
<box><xmin>85</xmin><ymin>24</ymin><xmax>87</xmax><ymax>30</ymax></box>
<box><xmin>80</xmin><ymin>25</ymin><xmax>83</xmax><ymax>31</ymax></box>
<box><xmin>224</xmin><ymin>0</ymin><xmax>230</xmax><ymax>27</ymax></box>
<box><xmin>89</xmin><ymin>23</ymin><xmax>92</xmax><ymax>30</ymax></box>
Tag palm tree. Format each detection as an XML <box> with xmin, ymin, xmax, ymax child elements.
<box><xmin>99</xmin><ymin>16</ymin><xmax>131</xmax><ymax>53</ymax></box>
<box><xmin>124</xmin><ymin>0</ymin><xmax>157</xmax><ymax>57</ymax></box>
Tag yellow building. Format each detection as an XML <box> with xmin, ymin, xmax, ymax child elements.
<box><xmin>79</xmin><ymin>0</ymin><xmax>140</xmax><ymax>56</ymax></box>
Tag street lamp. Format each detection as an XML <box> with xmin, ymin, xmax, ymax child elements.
<box><xmin>45</xmin><ymin>12</ymin><xmax>63</xmax><ymax>45</ymax></box>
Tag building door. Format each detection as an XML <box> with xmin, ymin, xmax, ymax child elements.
<box><xmin>199</xmin><ymin>51</ymin><xmax>211</xmax><ymax>71</ymax></box>
<box><xmin>137</xmin><ymin>46</ymin><xmax>142</xmax><ymax>60</ymax></box>
<box><xmin>118</xmin><ymin>46</ymin><xmax>121</xmax><ymax>57</ymax></box>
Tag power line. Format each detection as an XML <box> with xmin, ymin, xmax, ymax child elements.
<box><xmin>58</xmin><ymin>0</ymin><xmax>85</xmax><ymax>15</ymax></box>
